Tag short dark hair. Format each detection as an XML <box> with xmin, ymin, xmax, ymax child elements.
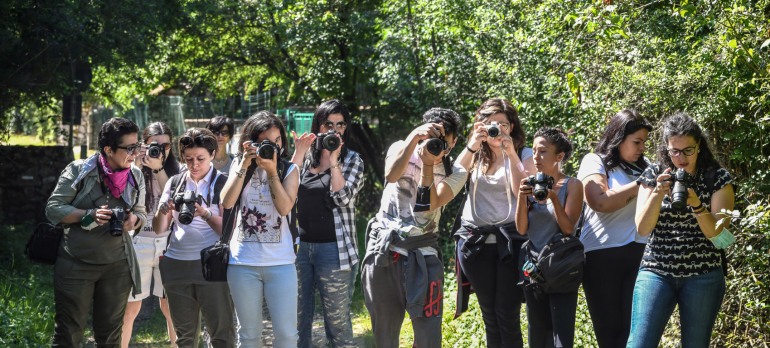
<box><xmin>205</xmin><ymin>116</ymin><xmax>234</xmax><ymax>138</ymax></box>
<box><xmin>98</xmin><ymin>117</ymin><xmax>139</xmax><ymax>155</ymax></box>
<box><xmin>534</xmin><ymin>127</ymin><xmax>573</xmax><ymax>162</ymax></box>
<box><xmin>657</xmin><ymin>111</ymin><xmax>721</xmax><ymax>171</ymax></box>
<box><xmin>178</xmin><ymin>128</ymin><xmax>218</xmax><ymax>156</ymax></box>
<box><xmin>422</xmin><ymin>108</ymin><xmax>462</xmax><ymax>138</ymax></box>
<box><xmin>238</xmin><ymin>111</ymin><xmax>289</xmax><ymax>158</ymax></box>
<box><xmin>310</xmin><ymin>99</ymin><xmax>352</xmax><ymax>167</ymax></box>
<box><xmin>595</xmin><ymin>109</ymin><xmax>653</xmax><ymax>171</ymax></box>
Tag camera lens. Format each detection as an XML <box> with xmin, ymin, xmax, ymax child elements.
<box><xmin>486</xmin><ymin>124</ymin><xmax>500</xmax><ymax>138</ymax></box>
<box><xmin>322</xmin><ymin>133</ymin><xmax>341</xmax><ymax>151</ymax></box>
<box><xmin>424</xmin><ymin>138</ymin><xmax>445</xmax><ymax>156</ymax></box>
<box><xmin>109</xmin><ymin>208</ymin><xmax>125</xmax><ymax>236</ymax></box>
<box><xmin>670</xmin><ymin>169</ymin><xmax>690</xmax><ymax>211</ymax></box>
<box><xmin>258</xmin><ymin>144</ymin><xmax>274</xmax><ymax>159</ymax></box>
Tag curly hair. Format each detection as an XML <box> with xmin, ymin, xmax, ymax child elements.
<box><xmin>534</xmin><ymin>127</ymin><xmax>573</xmax><ymax>163</ymax></box>
<box><xmin>657</xmin><ymin>111</ymin><xmax>721</xmax><ymax>171</ymax></box>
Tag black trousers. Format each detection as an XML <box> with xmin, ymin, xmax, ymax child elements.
<box><xmin>458</xmin><ymin>239</ymin><xmax>525</xmax><ymax>348</ymax></box>
<box><xmin>582</xmin><ymin>242</ymin><xmax>645</xmax><ymax>348</ymax></box>
<box><xmin>522</xmin><ymin>287</ymin><xmax>578</xmax><ymax>348</ymax></box>
<box><xmin>53</xmin><ymin>254</ymin><xmax>132</xmax><ymax>347</ymax></box>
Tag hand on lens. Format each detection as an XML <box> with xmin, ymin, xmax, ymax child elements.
<box><xmin>412</xmin><ymin>123</ymin><xmax>445</xmax><ymax>142</ymax></box>
<box><xmin>255</xmin><ymin>149</ymin><xmax>278</xmax><ymax>175</ymax></box>
<box><xmin>418</xmin><ymin>143</ymin><xmax>439</xmax><ymax>165</ymax></box>
<box><xmin>518</xmin><ymin>178</ymin><xmax>533</xmax><ymax>197</ymax></box>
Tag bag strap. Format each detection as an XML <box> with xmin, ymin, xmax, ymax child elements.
<box><xmin>219</xmin><ymin>165</ymin><xmax>256</xmax><ymax>244</ymax></box>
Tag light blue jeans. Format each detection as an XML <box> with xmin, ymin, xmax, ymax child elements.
<box><xmin>296</xmin><ymin>241</ymin><xmax>356</xmax><ymax>348</ymax></box>
<box><xmin>228</xmin><ymin>264</ymin><xmax>299</xmax><ymax>348</ymax></box>
<box><xmin>627</xmin><ymin>268</ymin><xmax>725</xmax><ymax>348</ymax></box>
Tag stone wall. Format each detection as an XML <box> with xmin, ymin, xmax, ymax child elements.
<box><xmin>0</xmin><ymin>146</ymin><xmax>74</xmax><ymax>224</ymax></box>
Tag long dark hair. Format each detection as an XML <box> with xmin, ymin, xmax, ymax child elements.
<box><xmin>141</xmin><ymin>122</ymin><xmax>181</xmax><ymax>209</ymax></box>
<box><xmin>473</xmin><ymin>98</ymin><xmax>525</xmax><ymax>167</ymax></box>
<box><xmin>309</xmin><ymin>99</ymin><xmax>351</xmax><ymax>168</ymax></box>
<box><xmin>657</xmin><ymin>111</ymin><xmax>721</xmax><ymax>171</ymax></box>
<box><xmin>238</xmin><ymin>111</ymin><xmax>289</xmax><ymax>159</ymax></box>
<box><xmin>595</xmin><ymin>109</ymin><xmax>652</xmax><ymax>171</ymax></box>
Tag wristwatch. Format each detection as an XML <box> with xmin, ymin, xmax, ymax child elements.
<box><xmin>81</xmin><ymin>209</ymin><xmax>97</xmax><ymax>230</ymax></box>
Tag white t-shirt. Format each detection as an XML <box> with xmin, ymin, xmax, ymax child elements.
<box><xmin>160</xmin><ymin>167</ymin><xmax>224</xmax><ymax>260</ymax></box>
<box><xmin>228</xmin><ymin>157</ymin><xmax>299</xmax><ymax>266</ymax></box>
<box><xmin>577</xmin><ymin>153</ymin><xmax>647</xmax><ymax>253</ymax></box>
<box><xmin>376</xmin><ymin>140</ymin><xmax>468</xmax><ymax>255</ymax></box>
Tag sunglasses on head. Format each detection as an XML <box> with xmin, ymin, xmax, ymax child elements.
<box><xmin>180</xmin><ymin>135</ymin><xmax>216</xmax><ymax>149</ymax></box>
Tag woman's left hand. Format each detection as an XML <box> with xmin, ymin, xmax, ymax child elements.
<box><xmin>122</xmin><ymin>211</ymin><xmax>138</xmax><ymax>232</ymax></box>
<box><xmin>293</xmin><ymin>131</ymin><xmax>316</xmax><ymax>158</ymax></box>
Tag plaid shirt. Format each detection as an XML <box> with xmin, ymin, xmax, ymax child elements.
<box><xmin>302</xmin><ymin>149</ymin><xmax>365</xmax><ymax>270</ymax></box>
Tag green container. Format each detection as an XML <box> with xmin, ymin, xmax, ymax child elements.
<box><xmin>277</xmin><ymin>109</ymin><xmax>314</xmax><ymax>135</ymax></box>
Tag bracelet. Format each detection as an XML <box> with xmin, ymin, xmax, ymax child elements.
<box><xmin>235</xmin><ymin>168</ymin><xmax>246</xmax><ymax>178</ymax></box>
<box><xmin>203</xmin><ymin>209</ymin><xmax>212</xmax><ymax>221</ymax></box>
<box><xmin>268</xmin><ymin>175</ymin><xmax>280</xmax><ymax>183</ymax></box>
<box><xmin>690</xmin><ymin>202</ymin><xmax>704</xmax><ymax>212</ymax></box>
<box><xmin>466</xmin><ymin>145</ymin><xmax>478</xmax><ymax>153</ymax></box>
<box><xmin>330</xmin><ymin>163</ymin><xmax>341</xmax><ymax>170</ymax></box>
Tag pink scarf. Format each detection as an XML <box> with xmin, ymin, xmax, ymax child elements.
<box><xmin>100</xmin><ymin>155</ymin><xmax>131</xmax><ymax>198</ymax></box>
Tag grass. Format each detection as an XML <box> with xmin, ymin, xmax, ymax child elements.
<box><xmin>6</xmin><ymin>133</ymin><xmax>97</xmax><ymax>159</ymax></box>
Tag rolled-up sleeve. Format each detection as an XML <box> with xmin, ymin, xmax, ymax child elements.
<box><xmin>45</xmin><ymin>161</ymin><xmax>79</xmax><ymax>225</ymax></box>
<box><xmin>329</xmin><ymin>152</ymin><xmax>365</xmax><ymax>207</ymax></box>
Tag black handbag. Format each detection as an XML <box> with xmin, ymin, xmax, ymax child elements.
<box><xmin>201</xmin><ymin>167</ymin><xmax>254</xmax><ymax>281</ymax></box>
<box><xmin>25</xmin><ymin>222</ymin><xmax>64</xmax><ymax>265</ymax></box>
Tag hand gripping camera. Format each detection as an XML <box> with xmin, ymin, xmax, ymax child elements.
<box><xmin>316</xmin><ymin>129</ymin><xmax>341</xmax><ymax>152</ymax></box>
<box><xmin>524</xmin><ymin>172</ymin><xmax>555</xmax><ymax>201</ymax></box>
<box><xmin>484</xmin><ymin>121</ymin><xmax>501</xmax><ymax>138</ymax></box>
<box><xmin>670</xmin><ymin>168</ymin><xmax>694</xmax><ymax>211</ymax></box>
<box><xmin>174</xmin><ymin>191</ymin><xmax>202</xmax><ymax>225</ymax></box>
<box><xmin>251</xmin><ymin>140</ymin><xmax>279</xmax><ymax>160</ymax></box>
<box><xmin>147</xmin><ymin>141</ymin><xmax>163</xmax><ymax>159</ymax></box>
<box><xmin>108</xmin><ymin>207</ymin><xmax>126</xmax><ymax>236</ymax></box>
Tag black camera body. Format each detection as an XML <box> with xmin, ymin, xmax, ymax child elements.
<box><xmin>485</xmin><ymin>121</ymin><xmax>501</xmax><ymax>138</ymax></box>
<box><xmin>316</xmin><ymin>130</ymin><xmax>341</xmax><ymax>152</ymax></box>
<box><xmin>147</xmin><ymin>141</ymin><xmax>163</xmax><ymax>159</ymax></box>
<box><xmin>108</xmin><ymin>207</ymin><xmax>126</xmax><ymax>237</ymax></box>
<box><xmin>424</xmin><ymin>137</ymin><xmax>448</xmax><ymax>156</ymax></box>
<box><xmin>251</xmin><ymin>140</ymin><xmax>278</xmax><ymax>160</ymax></box>
<box><xmin>174</xmin><ymin>190</ymin><xmax>202</xmax><ymax>225</ymax></box>
<box><xmin>669</xmin><ymin>168</ymin><xmax>695</xmax><ymax>211</ymax></box>
<box><xmin>525</xmin><ymin>172</ymin><xmax>555</xmax><ymax>201</ymax></box>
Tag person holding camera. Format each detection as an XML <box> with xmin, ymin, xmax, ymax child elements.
<box><xmin>576</xmin><ymin>109</ymin><xmax>652</xmax><ymax>348</ymax></box>
<box><xmin>290</xmin><ymin>100</ymin><xmax>365</xmax><ymax>348</ymax></box>
<box><xmin>153</xmin><ymin>127</ymin><xmax>234</xmax><ymax>348</ymax></box>
<box><xmin>361</xmin><ymin>108</ymin><xmax>468</xmax><ymax>348</ymax></box>
<box><xmin>207</xmin><ymin>116</ymin><xmax>236</xmax><ymax>173</ymax></box>
<box><xmin>46</xmin><ymin>117</ymin><xmax>147</xmax><ymax>346</ymax></box>
<box><xmin>515</xmin><ymin>127</ymin><xmax>583</xmax><ymax>348</ymax></box>
<box><xmin>121</xmin><ymin>122</ymin><xmax>181</xmax><ymax>348</ymax></box>
<box><xmin>220</xmin><ymin>111</ymin><xmax>300</xmax><ymax>348</ymax></box>
<box><xmin>452</xmin><ymin>98</ymin><xmax>535</xmax><ymax>348</ymax></box>
<box><xmin>627</xmin><ymin>112</ymin><xmax>734</xmax><ymax>348</ymax></box>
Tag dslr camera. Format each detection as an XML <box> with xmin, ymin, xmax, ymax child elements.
<box><xmin>484</xmin><ymin>121</ymin><xmax>501</xmax><ymax>138</ymax></box>
<box><xmin>316</xmin><ymin>129</ymin><xmax>341</xmax><ymax>152</ymax></box>
<box><xmin>669</xmin><ymin>168</ymin><xmax>695</xmax><ymax>211</ymax></box>
<box><xmin>423</xmin><ymin>137</ymin><xmax>448</xmax><ymax>157</ymax></box>
<box><xmin>108</xmin><ymin>207</ymin><xmax>126</xmax><ymax>237</ymax></box>
<box><xmin>146</xmin><ymin>141</ymin><xmax>163</xmax><ymax>159</ymax></box>
<box><xmin>173</xmin><ymin>190</ymin><xmax>203</xmax><ymax>225</ymax></box>
<box><xmin>251</xmin><ymin>140</ymin><xmax>279</xmax><ymax>160</ymax></box>
<box><xmin>524</xmin><ymin>172</ymin><xmax>555</xmax><ymax>201</ymax></box>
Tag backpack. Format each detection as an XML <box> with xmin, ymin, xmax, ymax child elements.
<box><xmin>521</xmin><ymin>203</ymin><xmax>586</xmax><ymax>294</ymax></box>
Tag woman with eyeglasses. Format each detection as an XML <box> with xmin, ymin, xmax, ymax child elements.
<box><xmin>362</xmin><ymin>108</ymin><xmax>468</xmax><ymax>348</ymax></box>
<box><xmin>46</xmin><ymin>117</ymin><xmax>146</xmax><ymax>346</ymax></box>
<box><xmin>153</xmin><ymin>128</ymin><xmax>235</xmax><ymax>348</ymax></box>
<box><xmin>576</xmin><ymin>109</ymin><xmax>651</xmax><ymax>348</ymax></box>
<box><xmin>220</xmin><ymin>111</ymin><xmax>300</xmax><ymax>347</ymax></box>
<box><xmin>207</xmin><ymin>116</ymin><xmax>236</xmax><ymax>174</ymax></box>
<box><xmin>290</xmin><ymin>100</ymin><xmax>365</xmax><ymax>348</ymax></box>
<box><xmin>627</xmin><ymin>112</ymin><xmax>734</xmax><ymax>348</ymax></box>
<box><xmin>121</xmin><ymin>122</ymin><xmax>181</xmax><ymax>348</ymax></box>
<box><xmin>452</xmin><ymin>98</ymin><xmax>535</xmax><ymax>348</ymax></box>
<box><xmin>515</xmin><ymin>127</ymin><xmax>583</xmax><ymax>348</ymax></box>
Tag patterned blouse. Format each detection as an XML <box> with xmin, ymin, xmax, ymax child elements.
<box><xmin>637</xmin><ymin>164</ymin><xmax>732</xmax><ymax>277</ymax></box>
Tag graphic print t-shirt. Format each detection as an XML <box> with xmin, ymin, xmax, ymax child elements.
<box><xmin>228</xmin><ymin>158</ymin><xmax>298</xmax><ymax>266</ymax></box>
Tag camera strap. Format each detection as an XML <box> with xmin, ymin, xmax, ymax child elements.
<box><xmin>470</xmin><ymin>153</ymin><xmax>513</xmax><ymax>226</ymax></box>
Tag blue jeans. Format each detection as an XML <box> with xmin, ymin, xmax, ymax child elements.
<box><xmin>228</xmin><ymin>264</ymin><xmax>298</xmax><ymax>348</ymax></box>
<box><xmin>296</xmin><ymin>241</ymin><xmax>355</xmax><ymax>348</ymax></box>
<box><xmin>627</xmin><ymin>268</ymin><xmax>725</xmax><ymax>348</ymax></box>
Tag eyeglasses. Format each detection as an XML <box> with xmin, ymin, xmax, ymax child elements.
<box><xmin>324</xmin><ymin>121</ymin><xmax>347</xmax><ymax>130</ymax></box>
<box><xmin>180</xmin><ymin>135</ymin><xmax>216</xmax><ymax>149</ymax></box>
<box><xmin>115</xmin><ymin>144</ymin><xmax>142</xmax><ymax>155</ymax></box>
<box><xmin>667</xmin><ymin>146</ymin><xmax>697</xmax><ymax>157</ymax></box>
<box><xmin>484</xmin><ymin>121</ymin><xmax>511</xmax><ymax>131</ymax></box>
<box><xmin>211</xmin><ymin>130</ymin><xmax>230</xmax><ymax>137</ymax></box>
